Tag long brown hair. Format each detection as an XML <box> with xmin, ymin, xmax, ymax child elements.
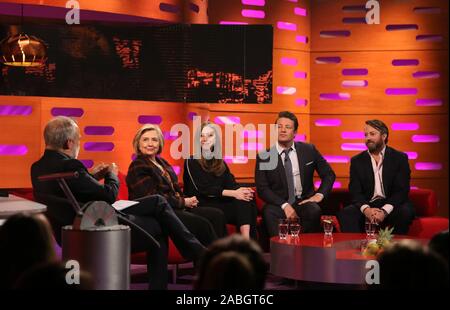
<box><xmin>197</xmin><ymin>122</ymin><xmax>226</xmax><ymax>176</ymax></box>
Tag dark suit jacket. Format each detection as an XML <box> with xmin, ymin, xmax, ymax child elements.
<box><xmin>30</xmin><ymin>150</ymin><xmax>120</xmax><ymax>241</ymax></box>
<box><xmin>31</xmin><ymin>150</ymin><xmax>119</xmax><ymax>205</ymax></box>
<box><xmin>126</xmin><ymin>155</ymin><xmax>185</xmax><ymax>209</ymax></box>
<box><xmin>255</xmin><ymin>142</ymin><xmax>336</xmax><ymax>207</ymax></box>
<box><xmin>31</xmin><ymin>150</ymin><xmax>163</xmax><ymax>252</ymax></box>
<box><xmin>349</xmin><ymin>146</ymin><xmax>411</xmax><ymax>209</ymax></box>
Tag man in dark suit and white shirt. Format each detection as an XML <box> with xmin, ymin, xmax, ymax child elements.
<box><xmin>338</xmin><ymin>119</ymin><xmax>415</xmax><ymax>235</ymax></box>
<box><xmin>255</xmin><ymin>111</ymin><xmax>336</xmax><ymax>236</ymax></box>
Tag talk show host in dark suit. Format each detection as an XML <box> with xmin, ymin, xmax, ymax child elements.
<box><xmin>338</xmin><ymin>120</ymin><xmax>415</xmax><ymax>235</ymax></box>
<box><xmin>255</xmin><ymin>111</ymin><xmax>336</xmax><ymax>236</ymax></box>
<box><xmin>31</xmin><ymin>116</ymin><xmax>204</xmax><ymax>290</ymax></box>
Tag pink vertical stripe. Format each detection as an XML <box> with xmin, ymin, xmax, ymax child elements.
<box><xmin>294</xmin><ymin>71</ymin><xmax>307</xmax><ymax>79</ymax></box>
<box><xmin>412</xmin><ymin>135</ymin><xmax>440</xmax><ymax>143</ymax></box>
<box><xmin>315</xmin><ymin>181</ymin><xmax>342</xmax><ymax>189</ymax></box>
<box><xmin>405</xmin><ymin>152</ymin><xmax>418</xmax><ymax>160</ymax></box>
<box><xmin>341</xmin><ymin>132</ymin><xmax>365</xmax><ymax>139</ymax></box>
<box><xmin>415</xmin><ymin>162</ymin><xmax>443</xmax><ymax>171</ymax></box>
<box><xmin>341</xmin><ymin>143</ymin><xmax>367</xmax><ymax>151</ymax></box>
<box><xmin>277</xmin><ymin>21</ymin><xmax>297</xmax><ymax>31</ymax></box>
<box><xmin>295</xmin><ymin>99</ymin><xmax>308</xmax><ymax>106</ymax></box>
<box><xmin>391</xmin><ymin>123</ymin><xmax>420</xmax><ymax>131</ymax></box>
<box><xmin>220</xmin><ymin>21</ymin><xmax>249</xmax><ymax>25</ymax></box>
<box><xmin>281</xmin><ymin>57</ymin><xmax>298</xmax><ymax>66</ymax></box>
<box><xmin>241</xmin><ymin>0</ymin><xmax>265</xmax><ymax>6</ymax></box>
<box><xmin>276</xmin><ymin>86</ymin><xmax>296</xmax><ymax>95</ymax></box>
<box><xmin>214</xmin><ymin>116</ymin><xmax>241</xmax><ymax>125</ymax></box>
<box><xmin>315</xmin><ymin>119</ymin><xmax>342</xmax><ymax>127</ymax></box>
<box><xmin>296</xmin><ymin>35</ymin><xmax>308</xmax><ymax>43</ymax></box>
<box><xmin>323</xmin><ymin>155</ymin><xmax>350</xmax><ymax>163</ymax></box>
<box><xmin>294</xmin><ymin>7</ymin><xmax>307</xmax><ymax>16</ymax></box>
<box><xmin>294</xmin><ymin>134</ymin><xmax>306</xmax><ymax>142</ymax></box>
<box><xmin>241</xmin><ymin>9</ymin><xmax>265</xmax><ymax>18</ymax></box>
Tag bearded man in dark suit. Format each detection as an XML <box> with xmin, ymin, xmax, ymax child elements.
<box><xmin>338</xmin><ymin>119</ymin><xmax>415</xmax><ymax>235</ymax></box>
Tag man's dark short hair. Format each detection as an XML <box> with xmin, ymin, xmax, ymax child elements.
<box><xmin>276</xmin><ymin>111</ymin><xmax>299</xmax><ymax>131</ymax></box>
<box><xmin>366</xmin><ymin>119</ymin><xmax>389</xmax><ymax>144</ymax></box>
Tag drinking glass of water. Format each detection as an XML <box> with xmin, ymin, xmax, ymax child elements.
<box><xmin>289</xmin><ymin>218</ymin><xmax>301</xmax><ymax>238</ymax></box>
<box><xmin>322</xmin><ymin>216</ymin><xmax>334</xmax><ymax>236</ymax></box>
<box><xmin>278</xmin><ymin>219</ymin><xmax>289</xmax><ymax>240</ymax></box>
<box><xmin>365</xmin><ymin>218</ymin><xmax>376</xmax><ymax>239</ymax></box>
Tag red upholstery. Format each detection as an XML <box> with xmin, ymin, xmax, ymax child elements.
<box><xmin>252</xmin><ymin>187</ymin><xmax>448</xmax><ymax>240</ymax></box>
<box><xmin>409</xmin><ymin>189</ymin><xmax>438</xmax><ymax>217</ymax></box>
<box><xmin>8</xmin><ymin>188</ymin><xmax>35</xmax><ymax>201</ymax></box>
<box><xmin>408</xmin><ymin>217</ymin><xmax>450</xmax><ymax>239</ymax></box>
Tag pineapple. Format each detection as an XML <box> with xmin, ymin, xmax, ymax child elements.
<box><xmin>377</xmin><ymin>226</ymin><xmax>394</xmax><ymax>248</ymax></box>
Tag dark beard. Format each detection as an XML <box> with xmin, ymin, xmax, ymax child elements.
<box><xmin>367</xmin><ymin>141</ymin><xmax>383</xmax><ymax>153</ymax></box>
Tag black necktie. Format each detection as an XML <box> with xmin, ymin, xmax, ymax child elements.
<box><xmin>283</xmin><ymin>149</ymin><xmax>296</xmax><ymax>205</ymax></box>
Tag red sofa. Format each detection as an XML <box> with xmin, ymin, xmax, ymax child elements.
<box><xmin>317</xmin><ymin>188</ymin><xmax>449</xmax><ymax>239</ymax></box>
<box><xmin>252</xmin><ymin>187</ymin><xmax>449</xmax><ymax>250</ymax></box>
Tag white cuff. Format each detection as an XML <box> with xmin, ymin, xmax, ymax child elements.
<box><xmin>360</xmin><ymin>204</ymin><xmax>370</xmax><ymax>213</ymax></box>
<box><xmin>281</xmin><ymin>202</ymin><xmax>289</xmax><ymax>210</ymax></box>
<box><xmin>382</xmin><ymin>204</ymin><xmax>394</xmax><ymax>215</ymax></box>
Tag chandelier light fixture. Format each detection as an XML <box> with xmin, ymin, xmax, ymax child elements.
<box><xmin>0</xmin><ymin>5</ymin><xmax>47</xmax><ymax>67</ymax></box>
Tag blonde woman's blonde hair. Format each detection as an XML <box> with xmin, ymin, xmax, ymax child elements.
<box><xmin>132</xmin><ymin>124</ymin><xmax>164</xmax><ymax>156</ymax></box>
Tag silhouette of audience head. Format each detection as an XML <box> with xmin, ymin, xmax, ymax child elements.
<box><xmin>0</xmin><ymin>213</ymin><xmax>56</xmax><ymax>289</ymax></box>
<box><xmin>429</xmin><ymin>229</ymin><xmax>449</xmax><ymax>264</ymax></box>
<box><xmin>194</xmin><ymin>234</ymin><xmax>267</xmax><ymax>289</ymax></box>
<box><xmin>377</xmin><ymin>239</ymin><xmax>448</xmax><ymax>289</ymax></box>
<box><xmin>14</xmin><ymin>261</ymin><xmax>93</xmax><ymax>290</ymax></box>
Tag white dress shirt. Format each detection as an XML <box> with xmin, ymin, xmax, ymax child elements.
<box><xmin>277</xmin><ymin>143</ymin><xmax>302</xmax><ymax>198</ymax></box>
<box><xmin>360</xmin><ymin>146</ymin><xmax>394</xmax><ymax>214</ymax></box>
<box><xmin>277</xmin><ymin>143</ymin><xmax>324</xmax><ymax>210</ymax></box>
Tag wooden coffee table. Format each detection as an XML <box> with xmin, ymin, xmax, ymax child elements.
<box><xmin>270</xmin><ymin>233</ymin><xmax>422</xmax><ymax>284</ymax></box>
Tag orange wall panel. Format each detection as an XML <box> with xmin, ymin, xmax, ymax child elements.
<box><xmin>0</xmin><ymin>96</ymin><xmax>42</xmax><ymax>188</ymax></box>
<box><xmin>209</xmin><ymin>0</ymin><xmax>311</xmax><ymax>51</ymax></box>
<box><xmin>310</xmin><ymin>114</ymin><xmax>448</xmax><ymax>179</ymax></box>
<box><xmin>310</xmin><ymin>50</ymin><xmax>448</xmax><ymax>115</ymax></box>
<box><xmin>311</xmin><ymin>0</ymin><xmax>449</xmax><ymax>52</ymax></box>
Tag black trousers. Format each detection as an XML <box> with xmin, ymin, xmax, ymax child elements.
<box><xmin>337</xmin><ymin>199</ymin><xmax>415</xmax><ymax>235</ymax></box>
<box><xmin>201</xmin><ymin>198</ymin><xmax>258</xmax><ymax>239</ymax></box>
<box><xmin>123</xmin><ymin>194</ymin><xmax>205</xmax><ymax>289</ymax></box>
<box><xmin>175</xmin><ymin>207</ymin><xmax>225</xmax><ymax>246</ymax></box>
<box><xmin>263</xmin><ymin>200</ymin><xmax>322</xmax><ymax>237</ymax></box>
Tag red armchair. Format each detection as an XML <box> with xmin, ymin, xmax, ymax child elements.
<box><xmin>117</xmin><ymin>172</ymin><xmax>188</xmax><ymax>282</ymax></box>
